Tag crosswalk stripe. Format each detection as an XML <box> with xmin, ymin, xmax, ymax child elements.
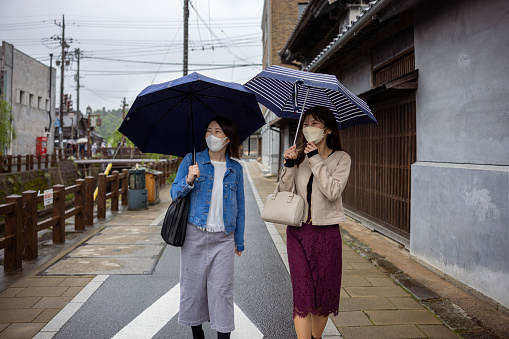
<box><xmin>111</xmin><ymin>283</ymin><xmax>263</xmax><ymax>338</ymax></box>
<box><xmin>111</xmin><ymin>284</ymin><xmax>181</xmax><ymax>339</ymax></box>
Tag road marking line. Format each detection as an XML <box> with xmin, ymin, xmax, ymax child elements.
<box><xmin>112</xmin><ymin>284</ymin><xmax>181</xmax><ymax>338</ymax></box>
<box><xmin>242</xmin><ymin>160</ymin><xmax>290</xmax><ymax>272</ymax></box>
<box><xmin>111</xmin><ymin>283</ymin><xmax>262</xmax><ymax>338</ymax></box>
<box><xmin>34</xmin><ymin>275</ymin><xmax>110</xmax><ymax>339</ymax></box>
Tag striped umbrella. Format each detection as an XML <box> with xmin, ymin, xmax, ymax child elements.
<box><xmin>245</xmin><ymin>65</ymin><xmax>377</xmax><ymax>142</ymax></box>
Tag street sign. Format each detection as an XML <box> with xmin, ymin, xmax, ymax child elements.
<box><xmin>55</xmin><ymin>118</ymin><xmax>60</xmax><ymax>127</ymax></box>
<box><xmin>59</xmin><ymin>127</ymin><xmax>62</xmax><ymax>134</ymax></box>
<box><xmin>44</xmin><ymin>189</ymin><xmax>53</xmax><ymax>206</ymax></box>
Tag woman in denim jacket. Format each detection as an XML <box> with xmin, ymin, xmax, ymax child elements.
<box><xmin>170</xmin><ymin>116</ymin><xmax>245</xmax><ymax>339</ymax></box>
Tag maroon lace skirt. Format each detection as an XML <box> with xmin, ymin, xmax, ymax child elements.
<box><xmin>287</xmin><ymin>217</ymin><xmax>342</xmax><ymax>318</ymax></box>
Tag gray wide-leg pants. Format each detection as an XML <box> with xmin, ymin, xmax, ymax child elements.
<box><xmin>178</xmin><ymin>223</ymin><xmax>235</xmax><ymax>333</ymax></box>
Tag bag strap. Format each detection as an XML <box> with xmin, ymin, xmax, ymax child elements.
<box><xmin>273</xmin><ymin>168</ymin><xmax>296</xmax><ymax>195</ymax></box>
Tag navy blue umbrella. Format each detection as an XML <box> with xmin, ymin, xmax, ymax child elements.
<box><xmin>118</xmin><ymin>72</ymin><xmax>266</xmax><ymax>158</ymax></box>
<box><xmin>244</xmin><ymin>65</ymin><xmax>377</xmax><ymax>142</ymax></box>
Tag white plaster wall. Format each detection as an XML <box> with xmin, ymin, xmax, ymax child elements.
<box><xmin>411</xmin><ymin>162</ymin><xmax>509</xmax><ymax>309</ymax></box>
<box><xmin>10</xmin><ymin>47</ymin><xmax>55</xmax><ymax>155</ymax></box>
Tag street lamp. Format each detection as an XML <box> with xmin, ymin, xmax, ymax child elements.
<box><xmin>86</xmin><ymin>106</ymin><xmax>92</xmax><ymax>158</ymax></box>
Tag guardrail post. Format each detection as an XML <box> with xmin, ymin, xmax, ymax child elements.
<box><xmin>121</xmin><ymin>169</ymin><xmax>128</xmax><ymax>206</ymax></box>
<box><xmin>45</xmin><ymin>154</ymin><xmax>49</xmax><ymax>168</ymax></box>
<box><xmin>4</xmin><ymin>195</ymin><xmax>23</xmax><ymax>271</ymax></box>
<box><xmin>97</xmin><ymin>173</ymin><xmax>106</xmax><ymax>219</ymax></box>
<box><xmin>37</xmin><ymin>154</ymin><xmax>41</xmax><ymax>169</ymax></box>
<box><xmin>111</xmin><ymin>171</ymin><xmax>119</xmax><ymax>212</ymax></box>
<box><xmin>84</xmin><ymin>176</ymin><xmax>94</xmax><ymax>225</ymax></box>
<box><xmin>22</xmin><ymin>190</ymin><xmax>38</xmax><ymax>260</ymax></box>
<box><xmin>75</xmin><ymin>179</ymin><xmax>85</xmax><ymax>231</ymax></box>
<box><xmin>52</xmin><ymin>184</ymin><xmax>66</xmax><ymax>244</ymax></box>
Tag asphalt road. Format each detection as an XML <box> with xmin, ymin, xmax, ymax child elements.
<box><xmin>53</xmin><ymin>172</ymin><xmax>297</xmax><ymax>339</ymax></box>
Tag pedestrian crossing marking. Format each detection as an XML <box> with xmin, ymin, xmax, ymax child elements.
<box><xmin>111</xmin><ymin>283</ymin><xmax>262</xmax><ymax>338</ymax></box>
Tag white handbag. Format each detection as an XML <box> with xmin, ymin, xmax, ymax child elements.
<box><xmin>261</xmin><ymin>182</ymin><xmax>304</xmax><ymax>227</ymax></box>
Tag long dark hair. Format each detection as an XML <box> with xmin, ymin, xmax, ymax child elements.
<box><xmin>206</xmin><ymin>116</ymin><xmax>240</xmax><ymax>159</ymax></box>
<box><xmin>295</xmin><ymin>106</ymin><xmax>343</xmax><ymax>165</ymax></box>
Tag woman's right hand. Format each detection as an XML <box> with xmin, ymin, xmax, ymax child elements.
<box><xmin>186</xmin><ymin>163</ymin><xmax>200</xmax><ymax>185</ymax></box>
<box><xmin>283</xmin><ymin>145</ymin><xmax>298</xmax><ymax>160</ymax></box>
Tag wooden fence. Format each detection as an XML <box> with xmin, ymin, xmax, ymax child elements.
<box><xmin>0</xmin><ymin>158</ymin><xmax>178</xmax><ymax>272</ymax></box>
<box><xmin>0</xmin><ymin>148</ymin><xmax>175</xmax><ymax>173</ymax></box>
<box><xmin>0</xmin><ymin>150</ymin><xmax>69</xmax><ymax>173</ymax></box>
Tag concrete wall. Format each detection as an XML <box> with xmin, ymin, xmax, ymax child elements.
<box><xmin>411</xmin><ymin>0</ymin><xmax>509</xmax><ymax>309</ymax></box>
<box><xmin>2</xmin><ymin>42</ymin><xmax>56</xmax><ymax>155</ymax></box>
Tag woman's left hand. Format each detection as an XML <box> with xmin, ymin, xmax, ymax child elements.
<box><xmin>235</xmin><ymin>245</ymin><xmax>242</xmax><ymax>257</ymax></box>
<box><xmin>304</xmin><ymin>142</ymin><xmax>318</xmax><ymax>154</ymax></box>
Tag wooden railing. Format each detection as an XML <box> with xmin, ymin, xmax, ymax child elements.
<box><xmin>1</xmin><ymin>148</ymin><xmax>175</xmax><ymax>174</ymax></box>
<box><xmin>0</xmin><ymin>158</ymin><xmax>177</xmax><ymax>272</ymax></box>
<box><xmin>0</xmin><ymin>151</ymin><xmax>69</xmax><ymax>173</ymax></box>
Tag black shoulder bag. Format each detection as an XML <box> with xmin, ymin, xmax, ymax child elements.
<box><xmin>160</xmin><ymin>193</ymin><xmax>190</xmax><ymax>247</ymax></box>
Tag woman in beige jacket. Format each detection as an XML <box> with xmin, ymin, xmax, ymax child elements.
<box><xmin>280</xmin><ymin>106</ymin><xmax>351</xmax><ymax>339</ymax></box>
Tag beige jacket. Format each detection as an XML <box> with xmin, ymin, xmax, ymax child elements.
<box><xmin>279</xmin><ymin>150</ymin><xmax>351</xmax><ymax>225</ymax></box>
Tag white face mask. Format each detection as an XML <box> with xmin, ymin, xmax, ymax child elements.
<box><xmin>206</xmin><ymin>134</ymin><xmax>229</xmax><ymax>152</ymax></box>
<box><xmin>303</xmin><ymin>127</ymin><xmax>326</xmax><ymax>144</ymax></box>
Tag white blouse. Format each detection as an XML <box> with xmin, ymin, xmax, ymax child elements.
<box><xmin>205</xmin><ymin>160</ymin><xmax>227</xmax><ymax>232</ymax></box>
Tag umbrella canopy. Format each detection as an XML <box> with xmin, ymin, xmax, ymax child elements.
<box><xmin>76</xmin><ymin>138</ymin><xmax>88</xmax><ymax>144</ymax></box>
<box><xmin>244</xmin><ymin>65</ymin><xmax>377</xmax><ymax>131</ymax></box>
<box><xmin>118</xmin><ymin>72</ymin><xmax>266</xmax><ymax>157</ymax></box>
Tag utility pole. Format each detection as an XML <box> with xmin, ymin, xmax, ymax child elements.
<box><xmin>183</xmin><ymin>0</ymin><xmax>189</xmax><ymax>76</ymax></box>
<box><xmin>75</xmin><ymin>48</ymin><xmax>81</xmax><ymax>118</ymax></box>
<box><xmin>54</xmin><ymin>15</ymin><xmax>69</xmax><ymax>149</ymax></box>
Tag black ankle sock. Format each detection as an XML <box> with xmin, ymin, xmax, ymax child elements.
<box><xmin>311</xmin><ymin>336</ymin><xmax>321</xmax><ymax>339</ymax></box>
<box><xmin>191</xmin><ymin>325</ymin><xmax>204</xmax><ymax>339</ymax></box>
<box><xmin>217</xmin><ymin>331</ymin><xmax>231</xmax><ymax>339</ymax></box>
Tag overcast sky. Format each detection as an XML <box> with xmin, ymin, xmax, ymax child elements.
<box><xmin>1</xmin><ymin>0</ymin><xmax>264</xmax><ymax>112</ymax></box>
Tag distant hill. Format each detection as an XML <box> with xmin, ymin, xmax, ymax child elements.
<box><xmin>95</xmin><ymin>108</ymin><xmax>124</xmax><ymax>142</ymax></box>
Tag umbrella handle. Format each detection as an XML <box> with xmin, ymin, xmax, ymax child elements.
<box><xmin>293</xmin><ymin>86</ymin><xmax>310</xmax><ymax>146</ymax></box>
<box><xmin>189</xmin><ymin>98</ymin><xmax>196</xmax><ymax>164</ymax></box>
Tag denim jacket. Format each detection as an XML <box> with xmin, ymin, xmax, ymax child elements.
<box><xmin>170</xmin><ymin>149</ymin><xmax>246</xmax><ymax>251</ymax></box>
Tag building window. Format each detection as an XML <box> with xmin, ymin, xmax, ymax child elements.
<box><xmin>38</xmin><ymin>96</ymin><xmax>43</xmax><ymax>109</ymax></box>
<box><xmin>29</xmin><ymin>93</ymin><xmax>34</xmax><ymax>107</ymax></box>
<box><xmin>19</xmin><ymin>90</ymin><xmax>25</xmax><ymax>105</ymax></box>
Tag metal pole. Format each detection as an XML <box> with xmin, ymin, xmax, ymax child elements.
<box><xmin>183</xmin><ymin>0</ymin><xmax>189</xmax><ymax>76</ymax></box>
<box><xmin>87</xmin><ymin>116</ymin><xmax>90</xmax><ymax>158</ymax></box>
<box><xmin>47</xmin><ymin>54</ymin><xmax>53</xmax><ymax>136</ymax></box>
<box><xmin>76</xmin><ymin>48</ymin><xmax>80</xmax><ymax>117</ymax></box>
<box><xmin>293</xmin><ymin>86</ymin><xmax>310</xmax><ymax>146</ymax></box>
<box><xmin>121</xmin><ymin>97</ymin><xmax>126</xmax><ymax>146</ymax></box>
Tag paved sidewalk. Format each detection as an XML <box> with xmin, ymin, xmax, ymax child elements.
<box><xmin>0</xmin><ymin>189</ymin><xmax>172</xmax><ymax>339</ymax></box>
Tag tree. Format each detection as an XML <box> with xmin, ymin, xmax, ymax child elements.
<box><xmin>108</xmin><ymin>126</ymin><xmax>133</xmax><ymax>148</ymax></box>
<box><xmin>0</xmin><ymin>96</ymin><xmax>16</xmax><ymax>155</ymax></box>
